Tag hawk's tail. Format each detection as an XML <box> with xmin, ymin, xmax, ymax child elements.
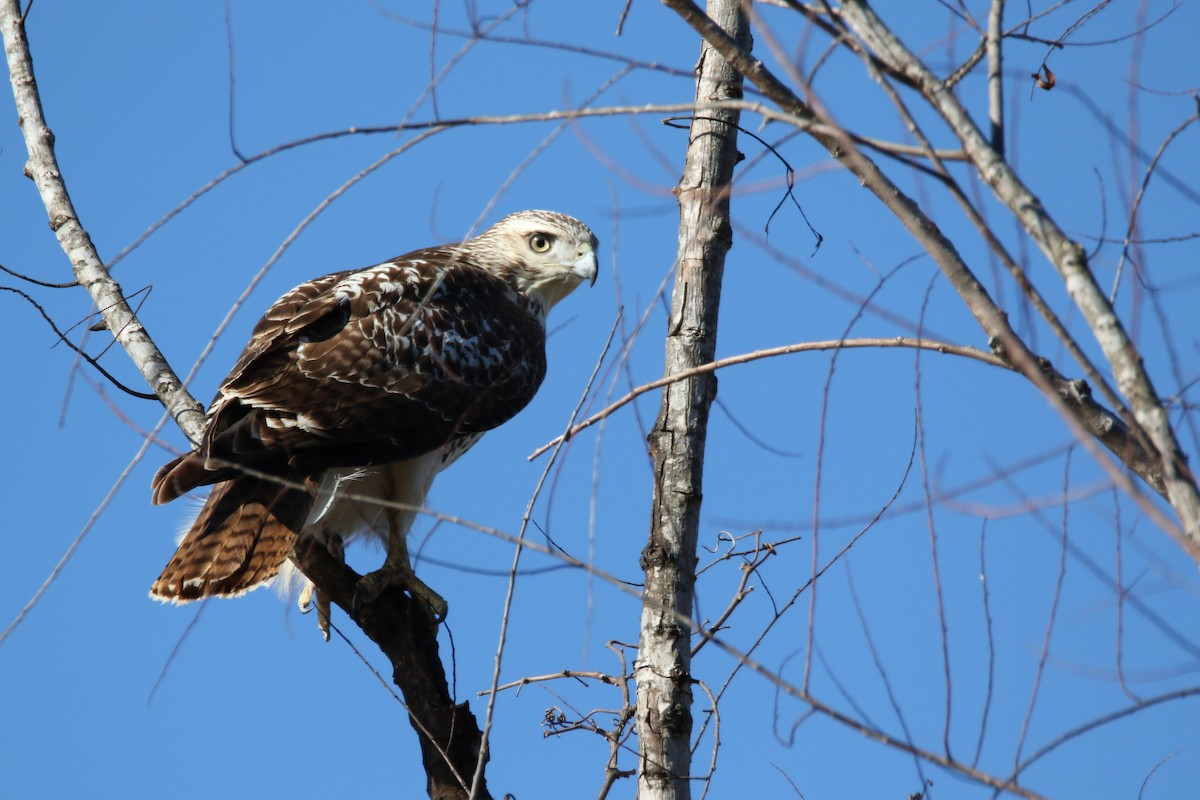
<box><xmin>150</xmin><ymin>475</ymin><xmax>312</xmax><ymax>603</ymax></box>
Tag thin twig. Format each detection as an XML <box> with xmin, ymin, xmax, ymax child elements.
<box><xmin>972</xmin><ymin>520</ymin><xmax>996</xmax><ymax>769</ymax></box>
<box><xmin>0</xmin><ymin>287</ymin><xmax>155</xmax><ymax>400</ymax></box>
<box><xmin>1109</xmin><ymin>112</ymin><xmax>1200</xmax><ymax>302</ymax></box>
<box><xmin>846</xmin><ymin>563</ymin><xmax>930</xmax><ymax>789</ymax></box>
<box><xmin>0</xmin><ymin>410</ymin><xmax>172</xmax><ymax>646</ymax></box>
<box><xmin>912</xmin><ymin>274</ymin><xmax>956</xmax><ymax>760</ymax></box>
<box><xmin>471</xmin><ymin>312</ymin><xmax>622</xmax><ymax>798</ymax></box>
<box><xmin>1013</xmin><ymin>449</ymin><xmax>1072</xmax><ymax>767</ymax></box>
<box><xmin>530</xmin><ymin>336</ymin><xmax>1007</xmax><ymax>460</ymax></box>
<box><xmin>1006</xmin><ymin>686</ymin><xmax>1200</xmax><ymax>787</ymax></box>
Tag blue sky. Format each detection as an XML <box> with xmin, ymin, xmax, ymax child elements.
<box><xmin>3</xmin><ymin>2</ymin><xmax>1199</xmax><ymax>798</ymax></box>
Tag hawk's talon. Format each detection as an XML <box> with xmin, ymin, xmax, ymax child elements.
<box><xmin>294</xmin><ymin>535</ymin><xmax>342</xmax><ymax>641</ymax></box>
<box><xmin>298</xmin><ymin>582</ymin><xmax>333</xmax><ymax>642</ymax></box>
<box><xmin>298</xmin><ymin>580</ymin><xmax>333</xmax><ymax>641</ymax></box>
<box><xmin>421</xmin><ymin>594</ymin><xmax>448</xmax><ymax>625</ymax></box>
<box><xmin>351</xmin><ymin>577</ymin><xmax>374</xmax><ymax>620</ymax></box>
<box><xmin>315</xmin><ymin>591</ymin><xmax>332</xmax><ymax>641</ymax></box>
<box><xmin>298</xmin><ymin>581</ymin><xmax>316</xmax><ymax>614</ymax></box>
<box><xmin>352</xmin><ymin>566</ymin><xmax>448</xmax><ymax>624</ymax></box>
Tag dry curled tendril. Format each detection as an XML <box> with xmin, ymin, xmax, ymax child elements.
<box><xmin>1031</xmin><ymin>64</ymin><xmax>1056</xmax><ymax>91</ymax></box>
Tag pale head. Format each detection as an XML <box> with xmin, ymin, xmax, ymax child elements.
<box><xmin>466</xmin><ymin>210</ymin><xmax>599</xmax><ymax>314</ymax></box>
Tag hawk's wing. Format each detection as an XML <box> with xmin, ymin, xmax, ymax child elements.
<box><xmin>154</xmin><ymin>251</ymin><xmax>547</xmax><ymax>502</ymax></box>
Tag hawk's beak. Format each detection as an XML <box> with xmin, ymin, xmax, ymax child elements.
<box><xmin>573</xmin><ymin>247</ymin><xmax>599</xmax><ymax>287</ymax></box>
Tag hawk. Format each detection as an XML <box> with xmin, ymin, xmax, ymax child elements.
<box><xmin>150</xmin><ymin>210</ymin><xmax>598</xmax><ymax>633</ymax></box>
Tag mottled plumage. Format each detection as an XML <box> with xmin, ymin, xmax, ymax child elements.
<box><xmin>151</xmin><ymin>211</ymin><xmax>598</xmax><ymax>610</ymax></box>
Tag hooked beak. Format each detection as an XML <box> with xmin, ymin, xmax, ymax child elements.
<box><xmin>572</xmin><ymin>247</ymin><xmax>599</xmax><ymax>287</ymax></box>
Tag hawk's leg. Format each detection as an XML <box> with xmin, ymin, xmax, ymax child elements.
<box><xmin>353</xmin><ymin>505</ymin><xmax>447</xmax><ymax>623</ymax></box>
<box><xmin>298</xmin><ymin>532</ymin><xmax>345</xmax><ymax>641</ymax></box>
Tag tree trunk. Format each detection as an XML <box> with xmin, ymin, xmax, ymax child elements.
<box><xmin>636</xmin><ymin>2</ymin><xmax>747</xmax><ymax>797</ymax></box>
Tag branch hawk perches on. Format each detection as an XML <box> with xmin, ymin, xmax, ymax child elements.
<box><xmin>150</xmin><ymin>211</ymin><xmax>598</xmax><ymax>632</ymax></box>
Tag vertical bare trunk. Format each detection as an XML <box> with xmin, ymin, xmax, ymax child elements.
<box><xmin>636</xmin><ymin>2</ymin><xmax>747</xmax><ymax>797</ymax></box>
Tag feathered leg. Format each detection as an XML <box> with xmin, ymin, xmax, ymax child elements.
<box><xmin>352</xmin><ymin>469</ymin><xmax>447</xmax><ymax>622</ymax></box>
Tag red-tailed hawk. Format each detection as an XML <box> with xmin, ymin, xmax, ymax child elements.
<box><xmin>150</xmin><ymin>210</ymin><xmax>598</xmax><ymax>632</ymax></box>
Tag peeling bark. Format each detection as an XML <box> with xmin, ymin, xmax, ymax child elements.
<box><xmin>636</xmin><ymin>2</ymin><xmax>747</xmax><ymax>798</ymax></box>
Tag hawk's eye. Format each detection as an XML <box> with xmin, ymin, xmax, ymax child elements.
<box><xmin>529</xmin><ymin>233</ymin><xmax>554</xmax><ymax>253</ymax></box>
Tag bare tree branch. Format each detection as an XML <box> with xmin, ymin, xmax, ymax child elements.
<box><xmin>0</xmin><ymin>2</ymin><xmax>205</xmax><ymax>441</ymax></box>
<box><xmin>836</xmin><ymin>0</ymin><xmax>1200</xmax><ymax>554</ymax></box>
<box><xmin>292</xmin><ymin>540</ymin><xmax>488</xmax><ymax>800</ymax></box>
<box><xmin>662</xmin><ymin>0</ymin><xmax>1197</xmax><ymax>559</ymax></box>
<box><xmin>6</xmin><ymin>3</ymin><xmax>1196</xmax><ymax>796</ymax></box>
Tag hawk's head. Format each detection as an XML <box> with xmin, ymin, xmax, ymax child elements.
<box><xmin>467</xmin><ymin>210</ymin><xmax>599</xmax><ymax>314</ymax></box>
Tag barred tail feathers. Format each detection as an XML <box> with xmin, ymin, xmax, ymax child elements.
<box><xmin>150</xmin><ymin>475</ymin><xmax>312</xmax><ymax>602</ymax></box>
